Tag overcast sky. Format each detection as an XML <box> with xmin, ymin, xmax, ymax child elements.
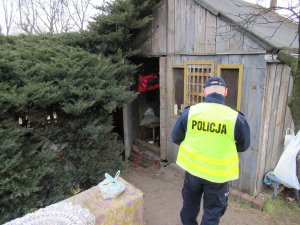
<box><xmin>0</xmin><ymin>0</ymin><xmax>296</xmax><ymax>35</ymax></box>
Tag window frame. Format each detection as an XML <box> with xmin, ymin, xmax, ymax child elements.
<box><xmin>170</xmin><ymin>61</ymin><xmax>214</xmax><ymax>118</ymax></box>
<box><xmin>184</xmin><ymin>61</ymin><xmax>214</xmax><ymax>106</ymax></box>
<box><xmin>170</xmin><ymin>64</ymin><xmax>185</xmax><ymax>118</ymax></box>
<box><xmin>217</xmin><ymin>64</ymin><xmax>243</xmax><ymax>111</ymax></box>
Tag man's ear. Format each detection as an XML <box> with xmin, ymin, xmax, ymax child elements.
<box><xmin>224</xmin><ymin>88</ymin><xmax>228</xmax><ymax>97</ymax></box>
<box><xmin>203</xmin><ymin>88</ymin><xmax>207</xmax><ymax>97</ymax></box>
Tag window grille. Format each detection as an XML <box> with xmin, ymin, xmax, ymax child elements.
<box><xmin>186</xmin><ymin>63</ymin><xmax>213</xmax><ymax>106</ymax></box>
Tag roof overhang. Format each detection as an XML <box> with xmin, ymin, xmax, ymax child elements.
<box><xmin>193</xmin><ymin>0</ymin><xmax>297</xmax><ymax>54</ymax></box>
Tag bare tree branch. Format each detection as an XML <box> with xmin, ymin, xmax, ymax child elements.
<box><xmin>63</xmin><ymin>0</ymin><xmax>92</xmax><ymax>31</ymax></box>
<box><xmin>225</xmin><ymin>1</ymin><xmax>299</xmax><ymax>48</ymax></box>
<box><xmin>18</xmin><ymin>0</ymin><xmax>40</xmax><ymax>34</ymax></box>
<box><xmin>1</xmin><ymin>0</ymin><xmax>14</xmax><ymax>35</ymax></box>
<box><xmin>3</xmin><ymin>0</ymin><xmax>101</xmax><ymax>35</ymax></box>
<box><xmin>35</xmin><ymin>0</ymin><xmax>61</xmax><ymax>33</ymax></box>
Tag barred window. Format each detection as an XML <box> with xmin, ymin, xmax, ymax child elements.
<box><xmin>186</xmin><ymin>62</ymin><xmax>213</xmax><ymax>106</ymax></box>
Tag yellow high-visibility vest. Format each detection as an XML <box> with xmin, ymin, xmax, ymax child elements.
<box><xmin>176</xmin><ymin>103</ymin><xmax>239</xmax><ymax>183</ymax></box>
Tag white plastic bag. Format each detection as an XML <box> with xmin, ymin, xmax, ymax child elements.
<box><xmin>284</xmin><ymin>128</ymin><xmax>295</xmax><ymax>151</ymax></box>
<box><xmin>274</xmin><ymin>131</ymin><xmax>300</xmax><ymax>190</ymax></box>
<box><xmin>98</xmin><ymin>170</ymin><xmax>126</xmax><ymax>199</ymax></box>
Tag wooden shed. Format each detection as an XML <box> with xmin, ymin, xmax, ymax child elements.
<box><xmin>122</xmin><ymin>0</ymin><xmax>298</xmax><ymax>195</ymax></box>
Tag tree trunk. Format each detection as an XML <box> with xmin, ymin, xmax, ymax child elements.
<box><xmin>270</xmin><ymin>0</ymin><xmax>277</xmax><ymax>9</ymax></box>
<box><xmin>277</xmin><ymin>50</ymin><xmax>300</xmax><ymax>133</ymax></box>
<box><xmin>289</xmin><ymin>18</ymin><xmax>300</xmax><ymax>133</ymax></box>
<box><xmin>290</xmin><ymin>55</ymin><xmax>300</xmax><ymax>132</ymax></box>
<box><xmin>278</xmin><ymin>17</ymin><xmax>300</xmax><ymax>203</ymax></box>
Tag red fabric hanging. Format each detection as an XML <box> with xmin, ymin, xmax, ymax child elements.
<box><xmin>138</xmin><ymin>73</ymin><xmax>159</xmax><ymax>93</ymax></box>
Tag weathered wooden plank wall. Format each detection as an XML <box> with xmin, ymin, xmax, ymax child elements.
<box><xmin>136</xmin><ymin>0</ymin><xmax>265</xmax><ymax>55</ymax></box>
<box><xmin>150</xmin><ymin>0</ymin><xmax>167</xmax><ymax>54</ymax></box>
<box><xmin>194</xmin><ymin>5</ymin><xmax>206</xmax><ymax>54</ymax></box>
<box><xmin>216</xmin><ymin>19</ymin><xmax>230</xmax><ymax>53</ymax></box>
<box><xmin>165</xmin><ymin>54</ymin><xmax>266</xmax><ymax>194</ymax></box>
<box><xmin>180</xmin><ymin>0</ymin><xmax>187</xmax><ymax>52</ymax></box>
<box><xmin>160</xmin><ymin>57</ymin><xmax>167</xmax><ymax>159</ymax></box>
<box><xmin>256</xmin><ymin>63</ymin><xmax>293</xmax><ymax>192</ymax></box>
<box><xmin>174</xmin><ymin>0</ymin><xmax>181</xmax><ymax>53</ymax></box>
<box><xmin>186</xmin><ymin>0</ymin><xmax>195</xmax><ymax>53</ymax></box>
<box><xmin>235</xmin><ymin>55</ymin><xmax>266</xmax><ymax>194</ymax></box>
<box><xmin>123</xmin><ymin>104</ymin><xmax>133</xmax><ymax>158</ymax></box>
<box><xmin>205</xmin><ymin>11</ymin><xmax>216</xmax><ymax>53</ymax></box>
<box><xmin>167</xmin><ymin>0</ymin><xmax>175</xmax><ymax>53</ymax></box>
<box><xmin>133</xmin><ymin>0</ymin><xmax>294</xmax><ymax>195</ymax></box>
<box><xmin>166</xmin><ymin>55</ymin><xmax>188</xmax><ymax>162</ymax></box>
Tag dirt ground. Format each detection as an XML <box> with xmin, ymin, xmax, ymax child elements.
<box><xmin>122</xmin><ymin>163</ymin><xmax>300</xmax><ymax>225</ymax></box>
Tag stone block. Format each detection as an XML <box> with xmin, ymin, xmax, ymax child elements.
<box><xmin>229</xmin><ymin>188</ymin><xmax>243</xmax><ymax>199</ymax></box>
<box><xmin>251</xmin><ymin>197</ymin><xmax>267</xmax><ymax>210</ymax></box>
<box><xmin>240</xmin><ymin>193</ymin><xmax>255</xmax><ymax>203</ymax></box>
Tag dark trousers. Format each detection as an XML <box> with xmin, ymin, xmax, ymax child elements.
<box><xmin>180</xmin><ymin>172</ymin><xmax>229</xmax><ymax>225</ymax></box>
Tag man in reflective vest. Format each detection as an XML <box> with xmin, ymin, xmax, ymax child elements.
<box><xmin>172</xmin><ymin>77</ymin><xmax>250</xmax><ymax>225</ymax></box>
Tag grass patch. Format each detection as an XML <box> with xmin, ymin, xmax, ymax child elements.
<box><xmin>229</xmin><ymin>194</ymin><xmax>300</xmax><ymax>224</ymax></box>
<box><xmin>229</xmin><ymin>195</ymin><xmax>252</xmax><ymax>209</ymax></box>
<box><xmin>262</xmin><ymin>198</ymin><xmax>300</xmax><ymax>224</ymax></box>
<box><xmin>263</xmin><ymin>198</ymin><xmax>299</xmax><ymax>213</ymax></box>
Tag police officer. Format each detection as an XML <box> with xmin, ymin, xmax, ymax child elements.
<box><xmin>172</xmin><ymin>77</ymin><xmax>250</xmax><ymax>225</ymax></box>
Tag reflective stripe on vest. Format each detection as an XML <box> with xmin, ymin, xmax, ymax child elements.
<box><xmin>176</xmin><ymin>103</ymin><xmax>239</xmax><ymax>183</ymax></box>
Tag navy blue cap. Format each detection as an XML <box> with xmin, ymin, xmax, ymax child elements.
<box><xmin>204</xmin><ymin>77</ymin><xmax>226</xmax><ymax>88</ymax></box>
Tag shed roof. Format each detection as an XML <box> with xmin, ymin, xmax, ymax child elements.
<box><xmin>194</xmin><ymin>0</ymin><xmax>298</xmax><ymax>53</ymax></box>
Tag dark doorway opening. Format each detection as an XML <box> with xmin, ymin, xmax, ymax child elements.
<box><xmin>112</xmin><ymin>107</ymin><xmax>124</xmax><ymax>142</ymax></box>
<box><xmin>130</xmin><ymin>57</ymin><xmax>160</xmax><ymax>153</ymax></box>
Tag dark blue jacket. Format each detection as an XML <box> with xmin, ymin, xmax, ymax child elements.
<box><xmin>172</xmin><ymin>93</ymin><xmax>250</xmax><ymax>152</ymax></box>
